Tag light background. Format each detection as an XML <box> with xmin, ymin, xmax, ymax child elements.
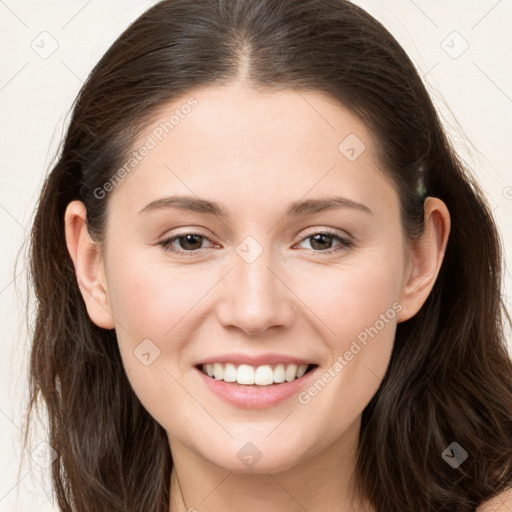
<box><xmin>1</xmin><ymin>1</ymin><xmax>511</xmax><ymax>510</ymax></box>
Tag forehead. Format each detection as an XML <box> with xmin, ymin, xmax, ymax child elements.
<box><xmin>107</xmin><ymin>85</ymin><xmax>396</xmax><ymax>220</ymax></box>
<box><xmin>141</xmin><ymin>84</ymin><xmax>375</xmax><ymax>160</ymax></box>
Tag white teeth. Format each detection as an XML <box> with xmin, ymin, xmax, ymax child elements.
<box><xmin>273</xmin><ymin>364</ymin><xmax>286</xmax><ymax>383</ymax></box>
<box><xmin>237</xmin><ymin>364</ymin><xmax>254</xmax><ymax>385</ymax></box>
<box><xmin>254</xmin><ymin>365</ymin><xmax>274</xmax><ymax>385</ymax></box>
<box><xmin>213</xmin><ymin>363</ymin><xmax>223</xmax><ymax>380</ymax></box>
<box><xmin>285</xmin><ymin>364</ymin><xmax>298</xmax><ymax>382</ymax></box>
<box><xmin>200</xmin><ymin>362</ymin><xmax>311</xmax><ymax>385</ymax></box>
<box><xmin>223</xmin><ymin>363</ymin><xmax>237</xmax><ymax>382</ymax></box>
<box><xmin>296</xmin><ymin>364</ymin><xmax>308</xmax><ymax>378</ymax></box>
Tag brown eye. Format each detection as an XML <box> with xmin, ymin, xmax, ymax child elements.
<box><xmin>308</xmin><ymin>233</ymin><xmax>337</xmax><ymax>251</ymax></box>
<box><xmin>174</xmin><ymin>234</ymin><xmax>205</xmax><ymax>251</ymax></box>
<box><xmin>297</xmin><ymin>230</ymin><xmax>354</xmax><ymax>254</ymax></box>
<box><xmin>159</xmin><ymin>232</ymin><xmax>215</xmax><ymax>255</ymax></box>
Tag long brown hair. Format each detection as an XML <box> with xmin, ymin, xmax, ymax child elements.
<box><xmin>26</xmin><ymin>0</ymin><xmax>512</xmax><ymax>510</ymax></box>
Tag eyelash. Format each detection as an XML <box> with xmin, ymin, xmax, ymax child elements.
<box><xmin>158</xmin><ymin>229</ymin><xmax>355</xmax><ymax>256</ymax></box>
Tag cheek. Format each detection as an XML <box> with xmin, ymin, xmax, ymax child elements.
<box><xmin>291</xmin><ymin>247</ymin><xmax>403</xmax><ymax>413</ymax></box>
<box><xmin>104</xmin><ymin>255</ymin><xmax>207</xmax><ymax>428</ymax></box>
<box><xmin>105</xmin><ymin>252</ymin><xmax>210</xmax><ymax>340</ymax></box>
<box><xmin>104</xmin><ymin>252</ymin><xmax>222</xmax><ymax>412</ymax></box>
<box><xmin>296</xmin><ymin>246</ymin><xmax>404</xmax><ymax>341</ymax></box>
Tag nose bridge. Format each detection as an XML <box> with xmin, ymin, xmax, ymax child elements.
<box><xmin>219</xmin><ymin>235</ymin><xmax>294</xmax><ymax>334</ymax></box>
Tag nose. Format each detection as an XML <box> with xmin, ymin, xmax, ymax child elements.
<box><xmin>217</xmin><ymin>246</ymin><xmax>296</xmax><ymax>336</ymax></box>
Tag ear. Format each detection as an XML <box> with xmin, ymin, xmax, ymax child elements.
<box><xmin>396</xmin><ymin>197</ymin><xmax>451</xmax><ymax>323</ymax></box>
<box><xmin>64</xmin><ymin>200</ymin><xmax>115</xmax><ymax>329</ymax></box>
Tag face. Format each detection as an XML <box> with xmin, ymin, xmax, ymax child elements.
<box><xmin>90</xmin><ymin>85</ymin><xmax>418</xmax><ymax>473</ymax></box>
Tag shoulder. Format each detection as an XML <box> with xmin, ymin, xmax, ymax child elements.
<box><xmin>476</xmin><ymin>486</ymin><xmax>512</xmax><ymax>511</ymax></box>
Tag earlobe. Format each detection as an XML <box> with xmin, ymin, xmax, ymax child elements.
<box><xmin>64</xmin><ymin>200</ymin><xmax>115</xmax><ymax>329</ymax></box>
<box><xmin>397</xmin><ymin>197</ymin><xmax>451</xmax><ymax>323</ymax></box>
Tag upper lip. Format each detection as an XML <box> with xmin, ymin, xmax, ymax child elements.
<box><xmin>195</xmin><ymin>352</ymin><xmax>317</xmax><ymax>367</ymax></box>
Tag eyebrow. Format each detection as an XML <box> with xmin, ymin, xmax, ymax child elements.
<box><xmin>138</xmin><ymin>194</ymin><xmax>373</xmax><ymax>217</ymax></box>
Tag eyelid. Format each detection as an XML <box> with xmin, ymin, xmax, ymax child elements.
<box><xmin>299</xmin><ymin>226</ymin><xmax>353</xmax><ymax>241</ymax></box>
<box><xmin>158</xmin><ymin>226</ymin><xmax>355</xmax><ymax>256</ymax></box>
<box><xmin>158</xmin><ymin>230</ymin><xmax>216</xmax><ymax>254</ymax></box>
<box><xmin>293</xmin><ymin>228</ymin><xmax>355</xmax><ymax>254</ymax></box>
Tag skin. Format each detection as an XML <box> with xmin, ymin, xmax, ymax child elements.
<box><xmin>64</xmin><ymin>84</ymin><xmax>453</xmax><ymax>511</ymax></box>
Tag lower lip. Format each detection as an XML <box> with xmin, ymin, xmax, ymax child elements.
<box><xmin>195</xmin><ymin>366</ymin><xmax>318</xmax><ymax>410</ymax></box>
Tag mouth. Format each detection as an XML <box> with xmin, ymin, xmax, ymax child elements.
<box><xmin>194</xmin><ymin>362</ymin><xmax>319</xmax><ymax>409</ymax></box>
<box><xmin>195</xmin><ymin>362</ymin><xmax>318</xmax><ymax>387</ymax></box>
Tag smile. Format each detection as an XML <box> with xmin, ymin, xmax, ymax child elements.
<box><xmin>199</xmin><ymin>362</ymin><xmax>315</xmax><ymax>385</ymax></box>
<box><xmin>195</xmin><ymin>363</ymin><xmax>319</xmax><ymax>409</ymax></box>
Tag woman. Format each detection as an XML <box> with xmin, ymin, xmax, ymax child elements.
<box><xmin>26</xmin><ymin>0</ymin><xmax>512</xmax><ymax>510</ymax></box>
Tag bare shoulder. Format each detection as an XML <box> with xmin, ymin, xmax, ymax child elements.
<box><xmin>476</xmin><ymin>486</ymin><xmax>512</xmax><ymax>511</ymax></box>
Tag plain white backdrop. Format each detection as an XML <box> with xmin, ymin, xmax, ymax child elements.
<box><xmin>1</xmin><ymin>1</ymin><xmax>511</xmax><ymax>510</ymax></box>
